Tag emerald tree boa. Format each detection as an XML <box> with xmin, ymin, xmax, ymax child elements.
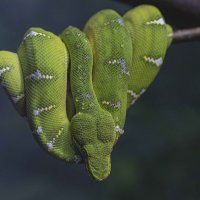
<box><xmin>0</xmin><ymin>5</ymin><xmax>172</xmax><ymax>181</ymax></box>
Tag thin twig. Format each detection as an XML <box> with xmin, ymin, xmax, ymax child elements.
<box><xmin>173</xmin><ymin>27</ymin><xmax>200</xmax><ymax>43</ymax></box>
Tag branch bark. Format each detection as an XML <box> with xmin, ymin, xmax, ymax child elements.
<box><xmin>173</xmin><ymin>27</ymin><xmax>200</xmax><ymax>43</ymax></box>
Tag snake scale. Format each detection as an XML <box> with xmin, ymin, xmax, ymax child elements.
<box><xmin>0</xmin><ymin>5</ymin><xmax>172</xmax><ymax>181</ymax></box>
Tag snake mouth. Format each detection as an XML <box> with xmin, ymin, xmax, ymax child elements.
<box><xmin>73</xmin><ymin>140</ymin><xmax>111</xmax><ymax>180</ymax></box>
<box><xmin>81</xmin><ymin>143</ymin><xmax>113</xmax><ymax>181</ymax></box>
<box><xmin>86</xmin><ymin>154</ymin><xmax>111</xmax><ymax>181</ymax></box>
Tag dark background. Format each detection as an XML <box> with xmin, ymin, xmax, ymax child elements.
<box><xmin>0</xmin><ymin>0</ymin><xmax>200</xmax><ymax>199</ymax></box>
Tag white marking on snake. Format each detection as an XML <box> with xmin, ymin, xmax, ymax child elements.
<box><xmin>117</xmin><ymin>18</ymin><xmax>126</xmax><ymax>27</ymax></box>
<box><xmin>12</xmin><ymin>93</ymin><xmax>25</xmax><ymax>103</ymax></box>
<box><xmin>115</xmin><ymin>124</ymin><xmax>124</xmax><ymax>135</ymax></box>
<box><xmin>47</xmin><ymin>128</ymin><xmax>64</xmax><ymax>150</ymax></box>
<box><xmin>144</xmin><ymin>56</ymin><xmax>163</xmax><ymax>67</ymax></box>
<box><xmin>146</xmin><ymin>18</ymin><xmax>165</xmax><ymax>25</ymax></box>
<box><xmin>0</xmin><ymin>66</ymin><xmax>11</xmax><ymax>76</ymax></box>
<box><xmin>33</xmin><ymin>105</ymin><xmax>56</xmax><ymax>116</ymax></box>
<box><xmin>102</xmin><ymin>100</ymin><xmax>121</xmax><ymax>109</ymax></box>
<box><xmin>25</xmin><ymin>69</ymin><xmax>53</xmax><ymax>80</ymax></box>
<box><xmin>24</xmin><ymin>31</ymin><xmax>51</xmax><ymax>40</ymax></box>
<box><xmin>128</xmin><ymin>88</ymin><xmax>146</xmax><ymax>105</ymax></box>
<box><xmin>35</xmin><ymin>126</ymin><xmax>43</xmax><ymax>135</ymax></box>
<box><xmin>104</xmin><ymin>17</ymin><xmax>125</xmax><ymax>27</ymax></box>
<box><xmin>47</xmin><ymin>142</ymin><xmax>53</xmax><ymax>150</ymax></box>
<box><xmin>78</xmin><ymin>93</ymin><xmax>92</xmax><ymax>100</ymax></box>
<box><xmin>108</xmin><ymin>58</ymin><xmax>129</xmax><ymax>75</ymax></box>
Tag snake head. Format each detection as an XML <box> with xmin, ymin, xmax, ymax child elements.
<box><xmin>83</xmin><ymin>143</ymin><xmax>113</xmax><ymax>181</ymax></box>
<box><xmin>71</xmin><ymin>111</ymin><xmax>115</xmax><ymax>181</ymax></box>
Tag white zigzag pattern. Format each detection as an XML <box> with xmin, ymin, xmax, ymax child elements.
<box><xmin>144</xmin><ymin>56</ymin><xmax>163</xmax><ymax>67</ymax></box>
<box><xmin>146</xmin><ymin>18</ymin><xmax>165</xmax><ymax>25</ymax></box>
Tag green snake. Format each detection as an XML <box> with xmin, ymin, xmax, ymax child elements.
<box><xmin>0</xmin><ymin>5</ymin><xmax>172</xmax><ymax>181</ymax></box>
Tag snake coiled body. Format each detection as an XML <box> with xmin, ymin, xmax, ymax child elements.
<box><xmin>0</xmin><ymin>5</ymin><xmax>172</xmax><ymax>181</ymax></box>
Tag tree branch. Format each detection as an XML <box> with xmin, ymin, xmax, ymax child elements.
<box><xmin>173</xmin><ymin>27</ymin><xmax>200</xmax><ymax>43</ymax></box>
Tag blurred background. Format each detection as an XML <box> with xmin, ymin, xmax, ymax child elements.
<box><xmin>0</xmin><ymin>0</ymin><xmax>200</xmax><ymax>199</ymax></box>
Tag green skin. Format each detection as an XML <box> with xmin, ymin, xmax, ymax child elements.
<box><xmin>0</xmin><ymin>5</ymin><xmax>173</xmax><ymax>181</ymax></box>
<box><xmin>17</xmin><ymin>28</ymin><xmax>78</xmax><ymax>162</ymax></box>
<box><xmin>61</xmin><ymin>26</ymin><xmax>116</xmax><ymax>181</ymax></box>
<box><xmin>123</xmin><ymin>5</ymin><xmax>172</xmax><ymax>108</ymax></box>
<box><xmin>84</xmin><ymin>9</ymin><xmax>132</xmax><ymax>140</ymax></box>
<box><xmin>0</xmin><ymin>51</ymin><xmax>25</xmax><ymax>116</ymax></box>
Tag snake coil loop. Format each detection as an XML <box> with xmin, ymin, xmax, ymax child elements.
<box><xmin>0</xmin><ymin>5</ymin><xmax>172</xmax><ymax>181</ymax></box>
